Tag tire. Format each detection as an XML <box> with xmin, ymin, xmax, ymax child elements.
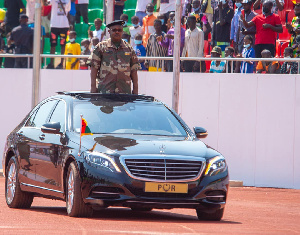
<box><xmin>66</xmin><ymin>162</ymin><xmax>93</xmax><ymax>217</ymax></box>
<box><xmin>130</xmin><ymin>207</ymin><xmax>153</xmax><ymax>212</ymax></box>
<box><xmin>196</xmin><ymin>208</ymin><xmax>224</xmax><ymax>221</ymax></box>
<box><xmin>5</xmin><ymin>156</ymin><xmax>33</xmax><ymax>208</ymax></box>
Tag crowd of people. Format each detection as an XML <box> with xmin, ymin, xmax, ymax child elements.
<box><xmin>0</xmin><ymin>0</ymin><xmax>299</xmax><ymax>74</ymax></box>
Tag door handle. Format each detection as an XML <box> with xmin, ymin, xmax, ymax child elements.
<box><xmin>39</xmin><ymin>134</ymin><xmax>45</xmax><ymax>140</ymax></box>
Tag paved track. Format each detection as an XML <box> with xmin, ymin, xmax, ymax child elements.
<box><xmin>0</xmin><ymin>177</ymin><xmax>299</xmax><ymax>234</ymax></box>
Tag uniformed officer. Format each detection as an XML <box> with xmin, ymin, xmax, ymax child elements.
<box><xmin>89</xmin><ymin>20</ymin><xmax>140</xmax><ymax>94</ymax></box>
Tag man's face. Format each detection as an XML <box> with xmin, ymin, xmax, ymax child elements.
<box><xmin>146</xmin><ymin>5</ymin><xmax>154</xmax><ymax>13</ymax></box>
<box><xmin>120</xmin><ymin>15</ymin><xmax>128</xmax><ymax>22</ymax></box>
<box><xmin>283</xmin><ymin>49</ymin><xmax>292</xmax><ymax>57</ymax></box>
<box><xmin>109</xmin><ymin>25</ymin><xmax>123</xmax><ymax>42</ymax></box>
<box><xmin>169</xmin><ymin>13</ymin><xmax>175</xmax><ymax>21</ymax></box>
<box><xmin>262</xmin><ymin>2</ymin><xmax>272</xmax><ymax>14</ymax></box>
<box><xmin>192</xmin><ymin>1</ymin><xmax>200</xmax><ymax>9</ymax></box>
<box><xmin>94</xmin><ymin>20</ymin><xmax>102</xmax><ymax>30</ymax></box>
<box><xmin>187</xmin><ymin>18</ymin><xmax>196</xmax><ymax>29</ymax></box>
<box><xmin>92</xmin><ymin>38</ymin><xmax>99</xmax><ymax>46</ymax></box>
<box><xmin>211</xmin><ymin>52</ymin><xmax>220</xmax><ymax>58</ymax></box>
<box><xmin>242</xmin><ymin>2</ymin><xmax>251</xmax><ymax>11</ymax></box>
<box><xmin>69</xmin><ymin>33</ymin><xmax>76</xmax><ymax>40</ymax></box>
<box><xmin>294</xmin><ymin>5</ymin><xmax>300</xmax><ymax>17</ymax></box>
<box><xmin>225</xmin><ymin>49</ymin><xmax>231</xmax><ymax>57</ymax></box>
<box><xmin>132</xmin><ymin>18</ymin><xmax>139</xmax><ymax>25</ymax></box>
<box><xmin>154</xmin><ymin>21</ymin><xmax>162</xmax><ymax>33</ymax></box>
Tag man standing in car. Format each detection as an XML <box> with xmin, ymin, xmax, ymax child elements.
<box><xmin>89</xmin><ymin>20</ymin><xmax>140</xmax><ymax>94</ymax></box>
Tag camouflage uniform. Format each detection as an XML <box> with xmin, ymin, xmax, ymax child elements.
<box><xmin>89</xmin><ymin>38</ymin><xmax>140</xmax><ymax>94</ymax></box>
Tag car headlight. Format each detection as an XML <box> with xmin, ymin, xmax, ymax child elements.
<box><xmin>204</xmin><ymin>156</ymin><xmax>227</xmax><ymax>176</ymax></box>
<box><xmin>83</xmin><ymin>151</ymin><xmax>121</xmax><ymax>172</ymax></box>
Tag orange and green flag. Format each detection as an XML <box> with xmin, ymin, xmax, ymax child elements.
<box><xmin>81</xmin><ymin>117</ymin><xmax>93</xmax><ymax>136</ymax></box>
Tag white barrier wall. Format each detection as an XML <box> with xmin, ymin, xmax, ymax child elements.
<box><xmin>0</xmin><ymin>69</ymin><xmax>299</xmax><ymax>189</ymax></box>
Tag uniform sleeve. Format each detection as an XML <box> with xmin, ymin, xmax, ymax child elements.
<box><xmin>130</xmin><ymin>46</ymin><xmax>140</xmax><ymax>71</ymax></box>
<box><xmin>88</xmin><ymin>43</ymin><xmax>102</xmax><ymax>70</ymax></box>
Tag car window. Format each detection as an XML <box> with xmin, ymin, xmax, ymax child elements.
<box><xmin>73</xmin><ymin>100</ymin><xmax>188</xmax><ymax>136</ymax></box>
<box><xmin>31</xmin><ymin>100</ymin><xmax>57</xmax><ymax>128</ymax></box>
<box><xmin>25</xmin><ymin>109</ymin><xmax>38</xmax><ymax>127</ymax></box>
<box><xmin>49</xmin><ymin>101</ymin><xmax>66</xmax><ymax>131</ymax></box>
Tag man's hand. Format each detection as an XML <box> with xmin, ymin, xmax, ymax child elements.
<box><xmin>156</xmin><ymin>35</ymin><xmax>163</xmax><ymax>42</ymax></box>
<box><xmin>262</xmin><ymin>24</ymin><xmax>271</xmax><ymax>29</ymax></box>
<box><xmin>166</xmin><ymin>34</ymin><xmax>174</xmax><ymax>39</ymax></box>
<box><xmin>240</xmin><ymin>13</ymin><xmax>245</xmax><ymax>21</ymax></box>
<box><xmin>71</xmin><ymin>61</ymin><xmax>76</xmax><ymax>69</ymax></box>
<box><xmin>286</xmin><ymin>23</ymin><xmax>293</xmax><ymax>31</ymax></box>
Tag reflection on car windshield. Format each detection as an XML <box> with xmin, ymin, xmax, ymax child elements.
<box><xmin>73</xmin><ymin>100</ymin><xmax>187</xmax><ymax>136</ymax></box>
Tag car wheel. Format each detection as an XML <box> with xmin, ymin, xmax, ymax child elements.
<box><xmin>66</xmin><ymin>162</ymin><xmax>93</xmax><ymax>217</ymax></box>
<box><xmin>5</xmin><ymin>156</ymin><xmax>33</xmax><ymax>208</ymax></box>
<box><xmin>196</xmin><ymin>208</ymin><xmax>224</xmax><ymax>221</ymax></box>
<box><xmin>130</xmin><ymin>207</ymin><xmax>153</xmax><ymax>212</ymax></box>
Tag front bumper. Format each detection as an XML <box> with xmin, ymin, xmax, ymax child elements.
<box><xmin>78</xmin><ymin>160</ymin><xmax>229</xmax><ymax>211</ymax></box>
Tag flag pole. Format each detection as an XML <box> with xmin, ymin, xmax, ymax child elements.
<box><xmin>78</xmin><ymin>114</ymin><xmax>83</xmax><ymax>156</ymax></box>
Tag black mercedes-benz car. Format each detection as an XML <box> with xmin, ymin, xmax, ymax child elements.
<box><xmin>2</xmin><ymin>92</ymin><xmax>229</xmax><ymax>220</ymax></box>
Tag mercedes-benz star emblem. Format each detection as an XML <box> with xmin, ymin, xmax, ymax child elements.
<box><xmin>159</xmin><ymin>144</ymin><xmax>166</xmax><ymax>154</ymax></box>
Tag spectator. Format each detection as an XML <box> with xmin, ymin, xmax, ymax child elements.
<box><xmin>3</xmin><ymin>34</ymin><xmax>16</xmax><ymax>68</ymax></box>
<box><xmin>135</xmin><ymin>0</ymin><xmax>157</xmax><ymax>26</ymax></box>
<box><xmin>157</xmin><ymin>14</ymin><xmax>168</xmax><ymax>33</ymax></box>
<box><xmin>237</xmin><ymin>35</ymin><xmax>255</xmax><ymax>73</ymax></box>
<box><xmin>145</xmin><ymin>19</ymin><xmax>168</xmax><ymax>72</ymax></box>
<box><xmin>89</xmin><ymin>18</ymin><xmax>104</xmax><ymax>42</ymax></box>
<box><xmin>133</xmin><ymin>33</ymin><xmax>147</xmax><ymax>71</ymax></box>
<box><xmin>253</xmin><ymin>0</ymin><xmax>284</xmax><ymax>14</ymax></box>
<box><xmin>9</xmin><ymin>14</ymin><xmax>34</xmax><ymax>68</ymax></box>
<box><xmin>280</xmin><ymin>47</ymin><xmax>298</xmax><ymax>74</ymax></box>
<box><xmin>41</xmin><ymin>0</ymin><xmax>52</xmax><ymax>37</ymax></box>
<box><xmin>114</xmin><ymin>0</ymin><xmax>127</xmax><ymax>20</ymax></box>
<box><xmin>212</xmin><ymin>0</ymin><xmax>234</xmax><ymax>57</ymax></box>
<box><xmin>182</xmin><ymin>15</ymin><xmax>204</xmax><ymax>72</ymax></box>
<box><xmin>157</xmin><ymin>12</ymin><xmax>186</xmax><ymax>72</ymax></box>
<box><xmin>190</xmin><ymin>0</ymin><xmax>211</xmax><ymax>55</ymax></box>
<box><xmin>130</xmin><ymin>16</ymin><xmax>143</xmax><ymax>47</ymax></box>
<box><xmin>69</xmin><ymin>0</ymin><xmax>76</xmax><ymax>30</ymax></box>
<box><xmin>120</xmin><ymin>14</ymin><xmax>131</xmax><ymax>43</ymax></box>
<box><xmin>236</xmin><ymin>0</ymin><xmax>257</xmax><ymax>54</ymax></box>
<box><xmin>47</xmin><ymin>0</ymin><xmax>71</xmax><ymax>69</ymax></box>
<box><xmin>209</xmin><ymin>46</ymin><xmax>226</xmax><ymax>73</ymax></box>
<box><xmin>65</xmin><ymin>31</ymin><xmax>80</xmax><ymax>70</ymax></box>
<box><xmin>230</xmin><ymin>0</ymin><xmax>243</xmax><ymax>53</ymax></box>
<box><xmin>241</xmin><ymin>1</ymin><xmax>282</xmax><ymax>58</ymax></box>
<box><xmin>286</xmin><ymin>3</ymin><xmax>300</xmax><ymax>57</ymax></box>
<box><xmin>142</xmin><ymin>3</ymin><xmax>157</xmax><ymax>47</ymax></box>
<box><xmin>256</xmin><ymin>49</ymin><xmax>280</xmax><ymax>73</ymax></box>
<box><xmin>224</xmin><ymin>46</ymin><xmax>235</xmax><ymax>72</ymax></box>
<box><xmin>76</xmin><ymin>0</ymin><xmax>89</xmax><ymax>24</ymax></box>
<box><xmin>4</xmin><ymin>0</ymin><xmax>26</xmax><ymax>33</ymax></box>
<box><xmin>91</xmin><ymin>36</ymin><xmax>99</xmax><ymax>51</ymax></box>
<box><xmin>80</xmin><ymin>39</ymin><xmax>90</xmax><ymax>70</ymax></box>
<box><xmin>292</xmin><ymin>35</ymin><xmax>300</xmax><ymax>57</ymax></box>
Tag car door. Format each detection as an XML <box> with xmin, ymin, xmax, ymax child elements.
<box><xmin>17</xmin><ymin>100</ymin><xmax>58</xmax><ymax>187</ymax></box>
<box><xmin>34</xmin><ymin>100</ymin><xmax>67</xmax><ymax>194</ymax></box>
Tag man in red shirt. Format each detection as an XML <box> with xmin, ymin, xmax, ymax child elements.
<box><xmin>241</xmin><ymin>1</ymin><xmax>282</xmax><ymax>58</ymax></box>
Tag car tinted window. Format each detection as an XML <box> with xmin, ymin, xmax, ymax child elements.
<box><xmin>49</xmin><ymin>101</ymin><xmax>66</xmax><ymax>131</ymax></box>
<box><xmin>25</xmin><ymin>109</ymin><xmax>38</xmax><ymax>127</ymax></box>
<box><xmin>73</xmin><ymin>100</ymin><xmax>188</xmax><ymax>136</ymax></box>
<box><xmin>32</xmin><ymin>100</ymin><xmax>57</xmax><ymax>128</ymax></box>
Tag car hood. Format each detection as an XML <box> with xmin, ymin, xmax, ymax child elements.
<box><xmin>79</xmin><ymin>134</ymin><xmax>219</xmax><ymax>159</ymax></box>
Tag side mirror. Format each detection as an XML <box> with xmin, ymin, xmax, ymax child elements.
<box><xmin>194</xmin><ymin>127</ymin><xmax>208</xmax><ymax>139</ymax></box>
<box><xmin>41</xmin><ymin>122</ymin><xmax>61</xmax><ymax>135</ymax></box>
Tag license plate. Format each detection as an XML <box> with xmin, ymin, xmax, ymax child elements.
<box><xmin>145</xmin><ymin>182</ymin><xmax>188</xmax><ymax>194</ymax></box>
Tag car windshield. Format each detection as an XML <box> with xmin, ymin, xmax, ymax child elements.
<box><xmin>73</xmin><ymin>99</ymin><xmax>188</xmax><ymax>136</ymax></box>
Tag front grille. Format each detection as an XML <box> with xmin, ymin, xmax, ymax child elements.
<box><xmin>124</xmin><ymin>158</ymin><xmax>203</xmax><ymax>181</ymax></box>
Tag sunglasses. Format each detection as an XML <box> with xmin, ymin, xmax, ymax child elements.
<box><xmin>111</xmin><ymin>29</ymin><xmax>123</xmax><ymax>33</ymax></box>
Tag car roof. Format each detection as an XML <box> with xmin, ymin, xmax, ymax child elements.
<box><xmin>55</xmin><ymin>91</ymin><xmax>156</xmax><ymax>103</ymax></box>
